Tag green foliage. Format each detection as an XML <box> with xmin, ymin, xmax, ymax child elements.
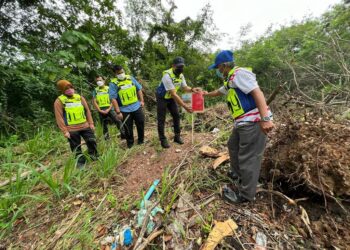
<box><xmin>0</xmin><ymin>168</ymin><xmax>44</xmax><ymax>238</ymax></box>
<box><xmin>95</xmin><ymin>142</ymin><xmax>124</xmax><ymax>178</ymax></box>
<box><xmin>0</xmin><ymin>0</ymin><xmax>217</xmax><ymax>138</ymax></box>
<box><xmin>235</xmin><ymin>3</ymin><xmax>350</xmax><ymax>100</ymax></box>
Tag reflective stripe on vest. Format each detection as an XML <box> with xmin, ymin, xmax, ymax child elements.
<box><xmin>58</xmin><ymin>94</ymin><xmax>87</xmax><ymax>125</ymax></box>
<box><xmin>111</xmin><ymin>76</ymin><xmax>138</xmax><ymax>106</ymax></box>
<box><xmin>163</xmin><ymin>68</ymin><xmax>183</xmax><ymax>99</ymax></box>
<box><xmin>95</xmin><ymin>86</ymin><xmax>110</xmax><ymax>108</ymax></box>
<box><xmin>224</xmin><ymin>67</ymin><xmax>256</xmax><ymax>119</ymax></box>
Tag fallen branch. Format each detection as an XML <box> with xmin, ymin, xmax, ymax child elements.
<box><xmin>256</xmin><ymin>188</ymin><xmax>297</xmax><ymax>206</ymax></box>
<box><xmin>267</xmin><ymin>82</ymin><xmax>287</xmax><ymax>105</ymax></box>
<box><xmin>95</xmin><ymin>194</ymin><xmax>108</xmax><ymax>212</ymax></box>
<box><xmin>134</xmin><ymin>229</ymin><xmax>164</xmax><ymax>250</ymax></box>
<box><xmin>178</xmin><ymin>195</ymin><xmax>216</xmax><ymax>213</ymax></box>
<box><xmin>177</xmin><ymin>193</ymin><xmax>206</xmax><ymax>224</ymax></box>
<box><xmin>300</xmin><ymin>205</ymin><xmax>313</xmax><ymax>238</ymax></box>
<box><xmin>133</xmin><ymin>201</ymin><xmax>160</xmax><ymax>250</ymax></box>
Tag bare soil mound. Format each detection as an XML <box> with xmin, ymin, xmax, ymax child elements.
<box><xmin>264</xmin><ymin>116</ymin><xmax>350</xmax><ymax>198</ymax></box>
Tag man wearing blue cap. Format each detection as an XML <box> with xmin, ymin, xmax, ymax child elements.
<box><xmin>156</xmin><ymin>56</ymin><xmax>201</xmax><ymax>148</ymax></box>
<box><xmin>204</xmin><ymin>50</ymin><xmax>274</xmax><ymax>203</ymax></box>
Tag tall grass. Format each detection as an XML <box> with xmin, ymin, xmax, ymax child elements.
<box><xmin>0</xmin><ymin>122</ymin><xmax>130</xmax><ymax>243</ymax></box>
<box><xmin>34</xmin><ymin>155</ymin><xmax>79</xmax><ymax>199</ymax></box>
<box><xmin>95</xmin><ymin>143</ymin><xmax>124</xmax><ymax>178</ymax></box>
<box><xmin>0</xmin><ymin>168</ymin><xmax>45</xmax><ymax>238</ymax></box>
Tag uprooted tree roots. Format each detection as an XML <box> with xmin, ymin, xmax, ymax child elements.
<box><xmin>263</xmin><ymin>114</ymin><xmax>350</xmax><ymax>210</ymax></box>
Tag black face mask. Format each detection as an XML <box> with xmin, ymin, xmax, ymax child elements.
<box><xmin>174</xmin><ymin>67</ymin><xmax>184</xmax><ymax>75</ymax></box>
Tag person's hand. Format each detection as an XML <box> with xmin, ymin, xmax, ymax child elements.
<box><xmin>140</xmin><ymin>101</ymin><xmax>145</xmax><ymax>108</ymax></box>
<box><xmin>90</xmin><ymin>124</ymin><xmax>95</xmax><ymax>131</ymax></box>
<box><xmin>259</xmin><ymin>121</ymin><xmax>274</xmax><ymax>134</ymax></box>
<box><xmin>105</xmin><ymin>108</ymin><xmax>111</xmax><ymax>113</ymax></box>
<box><xmin>64</xmin><ymin>131</ymin><xmax>70</xmax><ymax>139</ymax></box>
<box><xmin>192</xmin><ymin>87</ymin><xmax>202</xmax><ymax>93</ymax></box>
<box><xmin>184</xmin><ymin>105</ymin><xmax>193</xmax><ymax>113</ymax></box>
<box><xmin>202</xmin><ymin>90</ymin><xmax>209</xmax><ymax>95</ymax></box>
<box><xmin>99</xmin><ymin>109</ymin><xmax>106</xmax><ymax>115</ymax></box>
<box><xmin>117</xmin><ymin>112</ymin><xmax>123</xmax><ymax>120</ymax></box>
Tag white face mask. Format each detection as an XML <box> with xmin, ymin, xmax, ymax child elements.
<box><xmin>117</xmin><ymin>73</ymin><xmax>126</xmax><ymax>80</ymax></box>
<box><xmin>96</xmin><ymin>80</ymin><xmax>104</xmax><ymax>87</ymax></box>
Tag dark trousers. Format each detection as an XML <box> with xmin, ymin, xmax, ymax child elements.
<box><xmin>68</xmin><ymin>128</ymin><xmax>98</xmax><ymax>164</ymax></box>
<box><xmin>99</xmin><ymin>110</ymin><xmax>123</xmax><ymax>140</ymax></box>
<box><xmin>227</xmin><ymin>123</ymin><xmax>266</xmax><ymax>201</ymax></box>
<box><xmin>121</xmin><ymin>107</ymin><xmax>145</xmax><ymax>147</ymax></box>
<box><xmin>156</xmin><ymin>94</ymin><xmax>181</xmax><ymax>141</ymax></box>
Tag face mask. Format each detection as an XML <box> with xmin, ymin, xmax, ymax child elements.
<box><xmin>117</xmin><ymin>73</ymin><xmax>125</xmax><ymax>80</ymax></box>
<box><xmin>216</xmin><ymin>69</ymin><xmax>224</xmax><ymax>79</ymax></box>
<box><xmin>174</xmin><ymin>67</ymin><xmax>184</xmax><ymax>75</ymax></box>
<box><xmin>64</xmin><ymin>88</ymin><xmax>74</xmax><ymax>96</ymax></box>
<box><xmin>96</xmin><ymin>80</ymin><xmax>104</xmax><ymax>87</ymax></box>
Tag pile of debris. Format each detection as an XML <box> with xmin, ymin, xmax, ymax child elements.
<box><xmin>263</xmin><ymin>115</ymin><xmax>350</xmax><ymax>199</ymax></box>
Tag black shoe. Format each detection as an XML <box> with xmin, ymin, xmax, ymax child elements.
<box><xmin>121</xmin><ymin>133</ymin><xmax>126</xmax><ymax>140</ymax></box>
<box><xmin>76</xmin><ymin>155</ymin><xmax>86</xmax><ymax>168</ymax></box>
<box><xmin>160</xmin><ymin>139</ymin><xmax>170</xmax><ymax>148</ymax></box>
<box><xmin>174</xmin><ymin>135</ymin><xmax>184</xmax><ymax>144</ymax></box>
<box><xmin>138</xmin><ymin>140</ymin><xmax>144</xmax><ymax>145</ymax></box>
<box><xmin>228</xmin><ymin>170</ymin><xmax>239</xmax><ymax>180</ymax></box>
<box><xmin>76</xmin><ymin>160</ymin><xmax>86</xmax><ymax>169</ymax></box>
<box><xmin>222</xmin><ymin>186</ymin><xmax>249</xmax><ymax>204</ymax></box>
<box><xmin>127</xmin><ymin>142</ymin><xmax>134</xmax><ymax>148</ymax></box>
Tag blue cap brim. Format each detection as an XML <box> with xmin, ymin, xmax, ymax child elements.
<box><xmin>208</xmin><ymin>63</ymin><xmax>217</xmax><ymax>70</ymax></box>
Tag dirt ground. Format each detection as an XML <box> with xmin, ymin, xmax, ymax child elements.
<box><xmin>115</xmin><ymin>131</ymin><xmax>213</xmax><ymax>197</ymax></box>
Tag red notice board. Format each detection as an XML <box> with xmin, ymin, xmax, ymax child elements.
<box><xmin>192</xmin><ymin>92</ymin><xmax>204</xmax><ymax>113</ymax></box>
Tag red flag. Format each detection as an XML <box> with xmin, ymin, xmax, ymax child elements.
<box><xmin>192</xmin><ymin>92</ymin><xmax>204</xmax><ymax>113</ymax></box>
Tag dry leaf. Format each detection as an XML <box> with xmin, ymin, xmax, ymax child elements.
<box><xmin>199</xmin><ymin>146</ymin><xmax>219</xmax><ymax>157</ymax></box>
<box><xmin>73</xmin><ymin>200</ymin><xmax>83</xmax><ymax>206</ymax></box>
<box><xmin>163</xmin><ymin>234</ymin><xmax>172</xmax><ymax>242</ymax></box>
<box><xmin>96</xmin><ymin>225</ymin><xmax>108</xmax><ymax>238</ymax></box>
<box><xmin>212</xmin><ymin>153</ymin><xmax>230</xmax><ymax>169</ymax></box>
<box><xmin>202</xmin><ymin>219</ymin><xmax>238</xmax><ymax>250</ymax></box>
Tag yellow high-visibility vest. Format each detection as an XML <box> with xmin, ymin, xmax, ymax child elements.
<box><xmin>58</xmin><ymin>94</ymin><xmax>87</xmax><ymax>125</ymax></box>
<box><xmin>95</xmin><ymin>86</ymin><xmax>110</xmax><ymax>108</ymax></box>
<box><xmin>224</xmin><ymin>67</ymin><xmax>256</xmax><ymax>119</ymax></box>
<box><xmin>111</xmin><ymin>75</ymin><xmax>138</xmax><ymax>106</ymax></box>
<box><xmin>163</xmin><ymin>68</ymin><xmax>183</xmax><ymax>99</ymax></box>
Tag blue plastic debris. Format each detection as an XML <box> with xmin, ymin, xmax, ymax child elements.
<box><xmin>123</xmin><ymin>228</ymin><xmax>133</xmax><ymax>246</ymax></box>
<box><xmin>140</xmin><ymin>179</ymin><xmax>160</xmax><ymax>208</ymax></box>
<box><xmin>111</xmin><ymin>242</ymin><xmax>118</xmax><ymax>250</ymax></box>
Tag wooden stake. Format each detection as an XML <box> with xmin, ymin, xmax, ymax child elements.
<box><xmin>191</xmin><ymin>113</ymin><xmax>194</xmax><ymax>144</ymax></box>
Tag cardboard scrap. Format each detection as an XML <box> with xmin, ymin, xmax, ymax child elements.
<box><xmin>212</xmin><ymin>153</ymin><xmax>230</xmax><ymax>169</ymax></box>
<box><xmin>199</xmin><ymin>146</ymin><xmax>219</xmax><ymax>158</ymax></box>
<box><xmin>202</xmin><ymin>219</ymin><xmax>238</xmax><ymax>250</ymax></box>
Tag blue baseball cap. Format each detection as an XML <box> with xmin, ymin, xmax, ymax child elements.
<box><xmin>208</xmin><ymin>50</ymin><xmax>235</xmax><ymax>70</ymax></box>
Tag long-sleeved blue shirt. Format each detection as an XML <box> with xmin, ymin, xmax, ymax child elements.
<box><xmin>109</xmin><ymin>76</ymin><xmax>142</xmax><ymax>113</ymax></box>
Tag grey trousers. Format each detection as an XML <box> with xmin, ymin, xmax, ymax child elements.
<box><xmin>227</xmin><ymin>122</ymin><xmax>267</xmax><ymax>201</ymax></box>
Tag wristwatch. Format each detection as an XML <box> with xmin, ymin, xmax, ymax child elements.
<box><xmin>261</xmin><ymin>116</ymin><xmax>271</xmax><ymax>122</ymax></box>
